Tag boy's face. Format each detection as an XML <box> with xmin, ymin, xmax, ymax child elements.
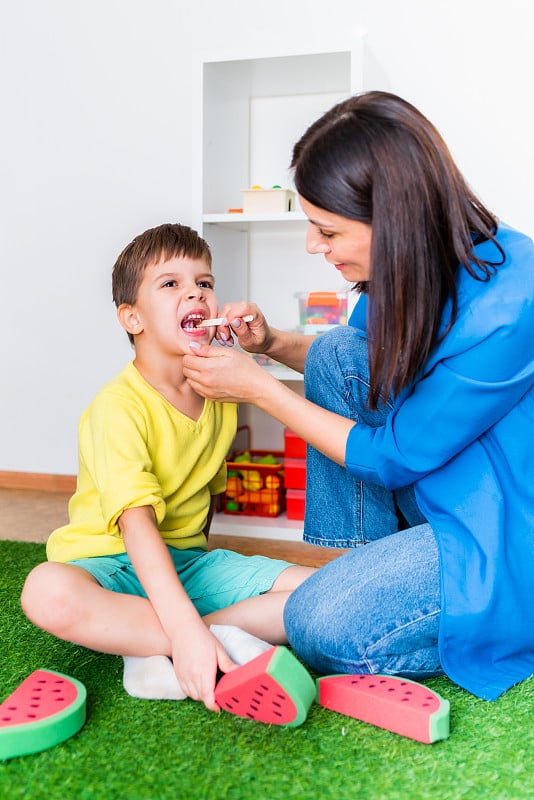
<box><xmin>120</xmin><ymin>255</ymin><xmax>219</xmax><ymax>355</ymax></box>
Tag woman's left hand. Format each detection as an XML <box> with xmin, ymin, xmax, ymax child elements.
<box><xmin>183</xmin><ymin>342</ymin><xmax>267</xmax><ymax>403</ymax></box>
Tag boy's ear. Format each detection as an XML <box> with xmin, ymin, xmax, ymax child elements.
<box><xmin>117</xmin><ymin>304</ymin><xmax>143</xmax><ymax>337</ymax></box>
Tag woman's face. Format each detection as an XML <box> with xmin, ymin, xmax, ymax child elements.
<box><xmin>300</xmin><ymin>196</ymin><xmax>372</xmax><ymax>283</ymax></box>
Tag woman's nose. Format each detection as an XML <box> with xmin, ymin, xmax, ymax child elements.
<box><xmin>306</xmin><ymin>226</ymin><xmax>330</xmax><ymax>255</ymax></box>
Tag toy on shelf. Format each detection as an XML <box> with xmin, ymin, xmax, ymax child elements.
<box><xmin>316</xmin><ymin>673</ymin><xmax>450</xmax><ymax>744</ymax></box>
<box><xmin>295</xmin><ymin>291</ymin><xmax>349</xmax><ymax>335</ymax></box>
<box><xmin>241</xmin><ymin>185</ymin><xmax>296</xmax><ymax>213</ymax></box>
<box><xmin>0</xmin><ymin>669</ymin><xmax>87</xmax><ymax>759</ymax></box>
<box><xmin>224</xmin><ymin>449</ymin><xmax>285</xmax><ymax>517</ymax></box>
<box><xmin>284</xmin><ymin>428</ymin><xmax>306</xmax><ymax>520</ymax></box>
<box><xmin>215</xmin><ymin>646</ymin><xmax>315</xmax><ymax>727</ymax></box>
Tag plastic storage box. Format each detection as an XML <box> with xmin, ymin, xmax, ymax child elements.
<box><xmin>242</xmin><ymin>188</ymin><xmax>296</xmax><ymax>213</ymax></box>
<box><xmin>286</xmin><ymin>489</ymin><xmax>305</xmax><ymax>521</ymax></box>
<box><xmin>224</xmin><ymin>450</ymin><xmax>285</xmax><ymax>517</ymax></box>
<box><xmin>284</xmin><ymin>458</ymin><xmax>307</xmax><ymax>490</ymax></box>
<box><xmin>296</xmin><ymin>291</ymin><xmax>348</xmax><ymax>333</ymax></box>
<box><xmin>284</xmin><ymin>429</ymin><xmax>307</xmax><ymax>459</ymax></box>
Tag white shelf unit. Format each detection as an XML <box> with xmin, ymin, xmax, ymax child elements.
<box><xmin>211</xmin><ymin>511</ymin><xmax>305</xmax><ymax>542</ymax></box>
<box><xmin>193</xmin><ymin>46</ymin><xmax>362</xmax><ymax>539</ymax></box>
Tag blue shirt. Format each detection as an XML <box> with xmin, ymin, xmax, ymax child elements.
<box><xmin>345</xmin><ymin>223</ymin><xmax>534</xmax><ymax>700</ymax></box>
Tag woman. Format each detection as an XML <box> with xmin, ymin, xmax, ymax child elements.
<box><xmin>183</xmin><ymin>91</ymin><xmax>534</xmax><ymax>701</ymax></box>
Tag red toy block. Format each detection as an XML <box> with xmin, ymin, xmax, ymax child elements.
<box><xmin>286</xmin><ymin>489</ymin><xmax>305</xmax><ymax>520</ymax></box>
<box><xmin>316</xmin><ymin>674</ymin><xmax>450</xmax><ymax>743</ymax></box>
<box><xmin>284</xmin><ymin>429</ymin><xmax>307</xmax><ymax>459</ymax></box>
<box><xmin>284</xmin><ymin>458</ymin><xmax>306</xmax><ymax>489</ymax></box>
<box><xmin>0</xmin><ymin>669</ymin><xmax>87</xmax><ymax>759</ymax></box>
<box><xmin>215</xmin><ymin>646</ymin><xmax>315</xmax><ymax>727</ymax></box>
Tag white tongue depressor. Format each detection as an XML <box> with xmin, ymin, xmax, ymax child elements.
<box><xmin>196</xmin><ymin>314</ymin><xmax>253</xmax><ymax>328</ymax></box>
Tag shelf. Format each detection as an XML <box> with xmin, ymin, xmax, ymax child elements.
<box><xmin>210</xmin><ymin>511</ymin><xmax>304</xmax><ymax>541</ymax></box>
<box><xmin>203</xmin><ymin>211</ymin><xmax>307</xmax><ymax>224</ymax></box>
<box><xmin>261</xmin><ymin>365</ymin><xmax>303</xmax><ymax>381</ymax></box>
<box><xmin>194</xmin><ymin>45</ymin><xmax>362</xmax><ymax>520</ymax></box>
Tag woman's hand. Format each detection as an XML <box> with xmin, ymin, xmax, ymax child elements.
<box><xmin>214</xmin><ymin>303</ymin><xmax>273</xmax><ymax>353</ymax></box>
<box><xmin>185</xmin><ymin>341</ymin><xmax>352</xmax><ymax>466</ymax></box>
<box><xmin>183</xmin><ymin>343</ymin><xmax>269</xmax><ymax>403</ymax></box>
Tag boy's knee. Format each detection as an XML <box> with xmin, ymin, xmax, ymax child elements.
<box><xmin>21</xmin><ymin>561</ymin><xmax>77</xmax><ymax>632</ymax></box>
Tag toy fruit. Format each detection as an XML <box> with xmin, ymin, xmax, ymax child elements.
<box><xmin>237</xmin><ymin>491</ymin><xmax>262</xmax><ymax>503</ymax></box>
<box><xmin>225</xmin><ymin>475</ymin><xmax>243</xmax><ymax>498</ymax></box>
<box><xmin>316</xmin><ymin>674</ymin><xmax>449</xmax><ymax>743</ymax></box>
<box><xmin>0</xmin><ymin>669</ymin><xmax>87</xmax><ymax>759</ymax></box>
<box><xmin>265</xmin><ymin>475</ymin><xmax>281</xmax><ymax>489</ymax></box>
<box><xmin>233</xmin><ymin>451</ymin><xmax>252</xmax><ymax>464</ymax></box>
<box><xmin>261</xmin><ymin>503</ymin><xmax>280</xmax><ymax>515</ymax></box>
<box><xmin>242</xmin><ymin>470</ymin><xmax>262</xmax><ymax>491</ymax></box>
<box><xmin>215</xmin><ymin>646</ymin><xmax>315</xmax><ymax>727</ymax></box>
<box><xmin>257</xmin><ymin>454</ymin><xmax>279</xmax><ymax>465</ymax></box>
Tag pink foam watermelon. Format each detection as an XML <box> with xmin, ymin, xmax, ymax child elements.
<box><xmin>0</xmin><ymin>669</ymin><xmax>87</xmax><ymax>759</ymax></box>
<box><xmin>316</xmin><ymin>674</ymin><xmax>450</xmax><ymax>743</ymax></box>
<box><xmin>215</xmin><ymin>646</ymin><xmax>315</xmax><ymax>727</ymax></box>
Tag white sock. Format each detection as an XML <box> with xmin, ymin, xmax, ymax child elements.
<box><xmin>209</xmin><ymin>624</ymin><xmax>273</xmax><ymax>666</ymax></box>
<box><xmin>122</xmin><ymin>626</ymin><xmax>272</xmax><ymax>700</ymax></box>
<box><xmin>122</xmin><ymin>655</ymin><xmax>187</xmax><ymax>701</ymax></box>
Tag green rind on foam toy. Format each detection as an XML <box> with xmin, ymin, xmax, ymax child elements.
<box><xmin>0</xmin><ymin>669</ymin><xmax>87</xmax><ymax>759</ymax></box>
<box><xmin>215</xmin><ymin>645</ymin><xmax>315</xmax><ymax>727</ymax></box>
<box><xmin>267</xmin><ymin>646</ymin><xmax>315</xmax><ymax>727</ymax></box>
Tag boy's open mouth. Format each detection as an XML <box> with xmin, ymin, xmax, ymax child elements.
<box><xmin>181</xmin><ymin>313</ymin><xmax>206</xmax><ymax>331</ymax></box>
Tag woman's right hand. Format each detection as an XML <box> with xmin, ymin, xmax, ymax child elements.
<box><xmin>215</xmin><ymin>302</ymin><xmax>272</xmax><ymax>353</ymax></box>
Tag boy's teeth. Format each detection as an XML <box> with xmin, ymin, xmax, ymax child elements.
<box><xmin>182</xmin><ymin>314</ymin><xmax>204</xmax><ymax>330</ymax></box>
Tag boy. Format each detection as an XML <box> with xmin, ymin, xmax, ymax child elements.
<box><xmin>21</xmin><ymin>223</ymin><xmax>315</xmax><ymax>712</ymax></box>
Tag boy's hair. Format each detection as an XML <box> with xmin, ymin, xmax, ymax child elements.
<box><xmin>112</xmin><ymin>223</ymin><xmax>212</xmax><ymax>344</ymax></box>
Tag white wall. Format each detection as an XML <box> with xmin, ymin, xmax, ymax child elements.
<box><xmin>1</xmin><ymin>0</ymin><xmax>533</xmax><ymax>475</ymax></box>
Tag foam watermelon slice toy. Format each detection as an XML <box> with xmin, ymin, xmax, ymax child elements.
<box><xmin>0</xmin><ymin>669</ymin><xmax>87</xmax><ymax>759</ymax></box>
<box><xmin>316</xmin><ymin>674</ymin><xmax>450</xmax><ymax>743</ymax></box>
<box><xmin>215</xmin><ymin>646</ymin><xmax>315</xmax><ymax>727</ymax></box>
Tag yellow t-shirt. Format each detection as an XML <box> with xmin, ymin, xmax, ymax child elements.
<box><xmin>47</xmin><ymin>362</ymin><xmax>237</xmax><ymax>562</ymax></box>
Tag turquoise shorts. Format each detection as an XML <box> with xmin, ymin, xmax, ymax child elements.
<box><xmin>68</xmin><ymin>547</ymin><xmax>293</xmax><ymax>617</ymax></box>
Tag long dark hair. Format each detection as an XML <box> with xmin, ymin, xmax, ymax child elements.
<box><xmin>291</xmin><ymin>91</ymin><xmax>504</xmax><ymax>409</ymax></box>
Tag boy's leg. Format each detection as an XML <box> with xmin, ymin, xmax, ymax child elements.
<box><xmin>270</xmin><ymin>564</ymin><xmax>316</xmax><ymax>591</ymax></box>
<box><xmin>204</xmin><ymin>590</ymin><xmax>292</xmax><ymax>643</ymax></box>
<box><xmin>200</xmin><ymin>564</ymin><xmax>316</xmax><ymax>642</ymax></box>
<box><xmin>21</xmin><ymin>560</ymin><xmax>171</xmax><ymax>657</ymax></box>
<box><xmin>122</xmin><ymin>627</ymin><xmax>272</xmax><ymax>700</ymax></box>
<box><xmin>21</xmin><ymin>560</ymin><xmax>278</xmax><ymax>700</ymax></box>
<box><xmin>22</xmin><ymin>560</ymin><xmax>275</xmax><ymax>657</ymax></box>
<box><xmin>177</xmin><ymin>553</ymin><xmax>316</xmax><ymax>643</ymax></box>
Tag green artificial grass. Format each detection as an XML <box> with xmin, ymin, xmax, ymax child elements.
<box><xmin>1</xmin><ymin>540</ymin><xmax>533</xmax><ymax>800</ymax></box>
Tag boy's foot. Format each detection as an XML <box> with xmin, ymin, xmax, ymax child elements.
<box><xmin>209</xmin><ymin>624</ymin><xmax>273</xmax><ymax>665</ymax></box>
<box><xmin>122</xmin><ymin>626</ymin><xmax>272</xmax><ymax>700</ymax></box>
<box><xmin>122</xmin><ymin>655</ymin><xmax>187</xmax><ymax>700</ymax></box>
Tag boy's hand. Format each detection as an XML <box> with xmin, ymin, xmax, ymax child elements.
<box><xmin>170</xmin><ymin>618</ymin><xmax>237</xmax><ymax>712</ymax></box>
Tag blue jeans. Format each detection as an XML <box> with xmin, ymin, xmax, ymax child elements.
<box><xmin>284</xmin><ymin>326</ymin><xmax>443</xmax><ymax>679</ymax></box>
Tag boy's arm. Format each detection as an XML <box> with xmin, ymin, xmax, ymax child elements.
<box><xmin>203</xmin><ymin>494</ymin><xmax>220</xmax><ymax>541</ymax></box>
<box><xmin>118</xmin><ymin>505</ymin><xmax>235</xmax><ymax>710</ymax></box>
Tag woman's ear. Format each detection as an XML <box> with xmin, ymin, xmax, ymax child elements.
<box><xmin>117</xmin><ymin>304</ymin><xmax>143</xmax><ymax>337</ymax></box>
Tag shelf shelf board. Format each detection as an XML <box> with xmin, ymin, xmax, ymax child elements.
<box><xmin>203</xmin><ymin>211</ymin><xmax>307</xmax><ymax>224</ymax></box>
<box><xmin>260</xmin><ymin>364</ymin><xmax>303</xmax><ymax>381</ymax></box>
<box><xmin>210</xmin><ymin>511</ymin><xmax>304</xmax><ymax>541</ymax></box>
